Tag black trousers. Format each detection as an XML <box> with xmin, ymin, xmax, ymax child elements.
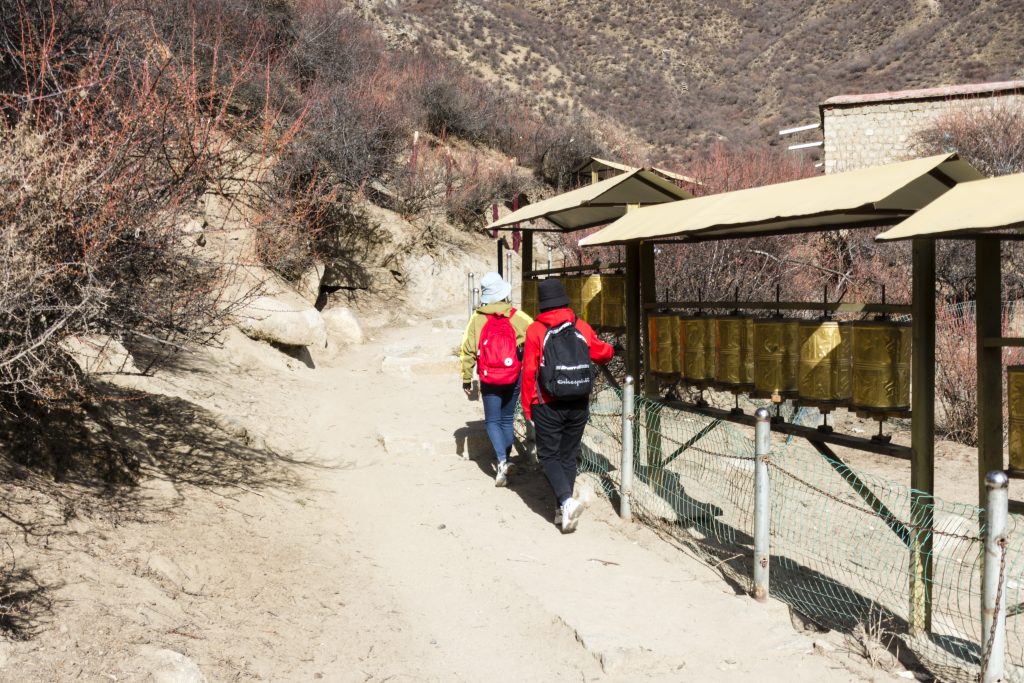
<box><xmin>532</xmin><ymin>399</ymin><xmax>589</xmax><ymax>505</ymax></box>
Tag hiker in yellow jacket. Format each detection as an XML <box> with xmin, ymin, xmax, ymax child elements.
<box><xmin>460</xmin><ymin>272</ymin><xmax>533</xmax><ymax>486</ymax></box>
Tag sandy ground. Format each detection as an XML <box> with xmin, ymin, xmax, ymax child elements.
<box><xmin>0</xmin><ymin>308</ymin><xmax>909</xmax><ymax>682</ymax></box>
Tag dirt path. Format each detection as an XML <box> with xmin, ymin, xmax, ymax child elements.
<box><xmin>0</xmin><ymin>311</ymin><xmax>901</xmax><ymax>682</ymax></box>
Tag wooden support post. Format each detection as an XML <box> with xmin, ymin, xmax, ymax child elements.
<box><xmin>910</xmin><ymin>238</ymin><xmax>936</xmax><ymax>636</ymax></box>
<box><xmin>625</xmin><ymin>242</ymin><xmax>643</xmax><ymax>481</ymax></box>
<box><xmin>625</xmin><ymin>243</ymin><xmax>642</xmax><ymax>383</ymax></box>
<box><xmin>977</xmin><ymin>238</ymin><xmax>1004</xmax><ymax>507</ymax></box>
<box><xmin>521</xmin><ymin>231</ymin><xmax>533</xmax><ymax>281</ymax></box>
<box><xmin>640</xmin><ymin>240</ymin><xmax>657</xmax><ymax>398</ymax></box>
<box><xmin>496</xmin><ymin>239</ymin><xmax>504</xmax><ymax>277</ymax></box>
<box><xmin>591</xmin><ymin>170</ymin><xmax>599</xmax><ymax>185</ymax></box>
<box><xmin>639</xmin><ymin>240</ymin><xmax>663</xmax><ymax>483</ymax></box>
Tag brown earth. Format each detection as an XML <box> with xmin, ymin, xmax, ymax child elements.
<box><xmin>0</xmin><ymin>304</ymin><xmax>915</xmax><ymax>682</ymax></box>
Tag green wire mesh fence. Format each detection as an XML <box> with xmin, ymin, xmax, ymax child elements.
<box><xmin>560</xmin><ymin>389</ymin><xmax>1024</xmax><ymax>683</ymax></box>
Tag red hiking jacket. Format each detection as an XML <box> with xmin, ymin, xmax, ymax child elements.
<box><xmin>521</xmin><ymin>308</ymin><xmax>614</xmax><ymax>420</ymax></box>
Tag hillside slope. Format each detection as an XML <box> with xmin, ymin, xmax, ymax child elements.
<box><xmin>369</xmin><ymin>0</ymin><xmax>1024</xmax><ymax>160</ymax></box>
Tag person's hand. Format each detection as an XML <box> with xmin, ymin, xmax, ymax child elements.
<box><xmin>462</xmin><ymin>382</ymin><xmax>473</xmax><ymax>397</ymax></box>
<box><xmin>612</xmin><ymin>341</ymin><xmax>626</xmax><ymax>356</ymax></box>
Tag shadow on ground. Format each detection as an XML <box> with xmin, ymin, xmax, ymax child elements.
<box><xmin>0</xmin><ymin>382</ymin><xmax>328</xmax><ymax>640</ymax></box>
<box><xmin>455</xmin><ymin>420</ymin><xmax>558</xmax><ymax>524</ymax></box>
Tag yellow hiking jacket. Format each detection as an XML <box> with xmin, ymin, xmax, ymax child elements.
<box><xmin>459</xmin><ymin>303</ymin><xmax>533</xmax><ymax>382</ymax></box>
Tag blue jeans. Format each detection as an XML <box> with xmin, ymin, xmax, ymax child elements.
<box><xmin>481</xmin><ymin>379</ymin><xmax>520</xmax><ymax>464</ymax></box>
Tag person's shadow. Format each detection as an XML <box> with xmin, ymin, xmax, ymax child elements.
<box><xmin>454</xmin><ymin>419</ymin><xmax>558</xmax><ymax>524</ymax></box>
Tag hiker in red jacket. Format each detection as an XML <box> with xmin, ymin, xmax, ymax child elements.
<box><xmin>522</xmin><ymin>278</ymin><xmax>613</xmax><ymax>533</ymax></box>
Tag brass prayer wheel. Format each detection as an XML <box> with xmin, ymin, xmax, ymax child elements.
<box><xmin>599</xmin><ymin>275</ymin><xmax>626</xmax><ymax>329</ymax></box>
<box><xmin>715</xmin><ymin>316</ymin><xmax>755</xmax><ymax>390</ymax></box>
<box><xmin>753</xmin><ymin>317</ymin><xmax>799</xmax><ymax>400</ymax></box>
<box><xmin>849</xmin><ymin>320</ymin><xmax>912</xmax><ymax>413</ymax></box>
<box><xmin>580</xmin><ymin>274</ymin><xmax>604</xmax><ymax>325</ymax></box>
<box><xmin>797</xmin><ymin>320</ymin><xmax>852</xmax><ymax>407</ymax></box>
<box><xmin>563</xmin><ymin>276</ymin><xmax>583</xmax><ymax>314</ymax></box>
<box><xmin>681</xmin><ymin>315</ymin><xmax>717</xmax><ymax>386</ymax></box>
<box><xmin>647</xmin><ymin>314</ymin><xmax>680</xmax><ymax>376</ymax></box>
<box><xmin>520</xmin><ymin>278</ymin><xmax>538</xmax><ymax>318</ymax></box>
<box><xmin>1009</xmin><ymin>366</ymin><xmax>1024</xmax><ymax>471</ymax></box>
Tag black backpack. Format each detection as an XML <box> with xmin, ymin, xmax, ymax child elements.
<box><xmin>539</xmin><ymin>317</ymin><xmax>594</xmax><ymax>400</ymax></box>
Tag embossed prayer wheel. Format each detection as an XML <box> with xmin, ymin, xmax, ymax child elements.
<box><xmin>580</xmin><ymin>274</ymin><xmax>604</xmax><ymax>325</ymax></box>
<box><xmin>797</xmin><ymin>320</ymin><xmax>852</xmax><ymax>407</ymax></box>
<box><xmin>753</xmin><ymin>317</ymin><xmax>800</xmax><ymax>401</ymax></box>
<box><xmin>563</xmin><ymin>276</ymin><xmax>583</xmax><ymax>314</ymax></box>
<box><xmin>520</xmin><ymin>278</ymin><xmax>538</xmax><ymax>318</ymax></box>
<box><xmin>1009</xmin><ymin>366</ymin><xmax>1024</xmax><ymax>471</ymax></box>
<box><xmin>647</xmin><ymin>314</ymin><xmax>680</xmax><ymax>376</ymax></box>
<box><xmin>715</xmin><ymin>315</ymin><xmax>755</xmax><ymax>390</ymax></box>
<box><xmin>599</xmin><ymin>275</ymin><xmax>626</xmax><ymax>329</ymax></box>
<box><xmin>681</xmin><ymin>315</ymin><xmax>717</xmax><ymax>386</ymax></box>
<box><xmin>849</xmin><ymin>320</ymin><xmax>912</xmax><ymax>414</ymax></box>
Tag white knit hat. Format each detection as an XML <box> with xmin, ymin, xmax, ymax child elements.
<box><xmin>479</xmin><ymin>271</ymin><xmax>512</xmax><ymax>304</ymax></box>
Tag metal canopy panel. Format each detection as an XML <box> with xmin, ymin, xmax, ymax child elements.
<box><xmin>877</xmin><ymin>172</ymin><xmax>1024</xmax><ymax>240</ymax></box>
<box><xmin>486</xmin><ymin>168</ymin><xmax>692</xmax><ymax>232</ymax></box>
<box><xmin>574</xmin><ymin>157</ymin><xmax>636</xmax><ymax>175</ymax></box>
<box><xmin>578</xmin><ymin>153</ymin><xmax>983</xmax><ymax>246</ymax></box>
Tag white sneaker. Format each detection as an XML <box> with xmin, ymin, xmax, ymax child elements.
<box><xmin>561</xmin><ymin>497</ymin><xmax>585</xmax><ymax>533</ymax></box>
<box><xmin>495</xmin><ymin>461</ymin><xmax>509</xmax><ymax>487</ymax></box>
<box><xmin>553</xmin><ymin>506</ymin><xmax>563</xmax><ymax>526</ymax></box>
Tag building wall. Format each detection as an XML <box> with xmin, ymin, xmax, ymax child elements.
<box><xmin>822</xmin><ymin>93</ymin><xmax>1024</xmax><ymax>174</ymax></box>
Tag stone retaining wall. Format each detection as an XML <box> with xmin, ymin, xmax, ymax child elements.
<box><xmin>822</xmin><ymin>91</ymin><xmax>1024</xmax><ymax>173</ymax></box>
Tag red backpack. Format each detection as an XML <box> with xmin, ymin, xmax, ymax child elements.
<box><xmin>477</xmin><ymin>310</ymin><xmax>521</xmax><ymax>385</ymax></box>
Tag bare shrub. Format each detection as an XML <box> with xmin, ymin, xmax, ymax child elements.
<box><xmin>913</xmin><ymin>103</ymin><xmax>1024</xmax><ymax>177</ymax></box>
<box><xmin>935</xmin><ymin>303</ymin><xmax>1024</xmax><ymax>445</ymax></box>
<box><xmin>0</xmin><ymin>0</ymin><xmax>297</xmax><ymax>412</ymax></box>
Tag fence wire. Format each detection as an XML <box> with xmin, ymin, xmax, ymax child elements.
<box><xmin>565</xmin><ymin>389</ymin><xmax>1024</xmax><ymax>683</ymax></box>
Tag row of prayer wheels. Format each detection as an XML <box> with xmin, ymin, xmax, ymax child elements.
<box><xmin>648</xmin><ymin>313</ymin><xmax>912</xmax><ymax>415</ymax></box>
<box><xmin>521</xmin><ymin>275</ymin><xmax>626</xmax><ymax>329</ymax></box>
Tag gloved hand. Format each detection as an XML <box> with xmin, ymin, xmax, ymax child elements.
<box><xmin>462</xmin><ymin>382</ymin><xmax>473</xmax><ymax>396</ymax></box>
<box><xmin>612</xmin><ymin>341</ymin><xmax>626</xmax><ymax>356</ymax></box>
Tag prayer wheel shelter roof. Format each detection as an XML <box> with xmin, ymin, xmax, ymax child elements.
<box><xmin>577</xmin><ymin>153</ymin><xmax>982</xmax><ymax>247</ymax></box>
<box><xmin>485</xmin><ymin>168</ymin><xmax>693</xmax><ymax>233</ymax></box>
<box><xmin>876</xmin><ymin>172</ymin><xmax>1024</xmax><ymax>240</ymax></box>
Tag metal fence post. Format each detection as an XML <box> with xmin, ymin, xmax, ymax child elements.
<box><xmin>753</xmin><ymin>407</ymin><xmax>771</xmax><ymax>602</ymax></box>
<box><xmin>620</xmin><ymin>376</ymin><xmax>635</xmax><ymax>521</ymax></box>
<box><xmin>981</xmin><ymin>470</ymin><xmax>1009</xmax><ymax>683</ymax></box>
<box><xmin>467</xmin><ymin>273</ymin><xmax>475</xmax><ymax>319</ymax></box>
<box><xmin>506</xmin><ymin>251</ymin><xmax>513</xmax><ymax>285</ymax></box>
<box><xmin>473</xmin><ymin>287</ymin><xmax>480</xmax><ymax>309</ymax></box>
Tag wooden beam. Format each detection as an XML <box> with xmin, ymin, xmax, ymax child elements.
<box><xmin>647</xmin><ymin>301</ymin><xmax>912</xmax><ymax>315</ymax></box>
<box><xmin>910</xmin><ymin>238</ymin><xmax>936</xmax><ymax>635</ymax></box>
<box><xmin>525</xmin><ymin>262</ymin><xmax>626</xmax><ymax>278</ymax></box>
<box><xmin>977</xmin><ymin>239</ymin><xmax>1004</xmax><ymax>507</ymax></box>
<box><xmin>983</xmin><ymin>337</ymin><xmax>1024</xmax><ymax>348</ymax></box>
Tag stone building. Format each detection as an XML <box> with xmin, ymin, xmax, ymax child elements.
<box><xmin>820</xmin><ymin>80</ymin><xmax>1024</xmax><ymax>174</ymax></box>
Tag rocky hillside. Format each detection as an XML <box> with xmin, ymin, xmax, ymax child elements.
<box><xmin>366</xmin><ymin>0</ymin><xmax>1024</xmax><ymax>161</ymax></box>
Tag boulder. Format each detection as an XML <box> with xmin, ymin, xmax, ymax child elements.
<box><xmin>321</xmin><ymin>307</ymin><xmax>364</xmax><ymax>346</ymax></box>
<box><xmin>235</xmin><ymin>289</ymin><xmax>327</xmax><ymax>349</ymax></box>
<box><xmin>135</xmin><ymin>647</ymin><xmax>207</xmax><ymax>683</ymax></box>
<box><xmin>59</xmin><ymin>335</ymin><xmax>139</xmax><ymax>375</ymax></box>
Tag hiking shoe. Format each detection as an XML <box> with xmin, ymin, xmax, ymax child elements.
<box><xmin>561</xmin><ymin>497</ymin><xmax>584</xmax><ymax>533</ymax></box>
<box><xmin>495</xmin><ymin>461</ymin><xmax>509</xmax><ymax>487</ymax></box>
<box><xmin>553</xmin><ymin>506</ymin><xmax>563</xmax><ymax>526</ymax></box>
